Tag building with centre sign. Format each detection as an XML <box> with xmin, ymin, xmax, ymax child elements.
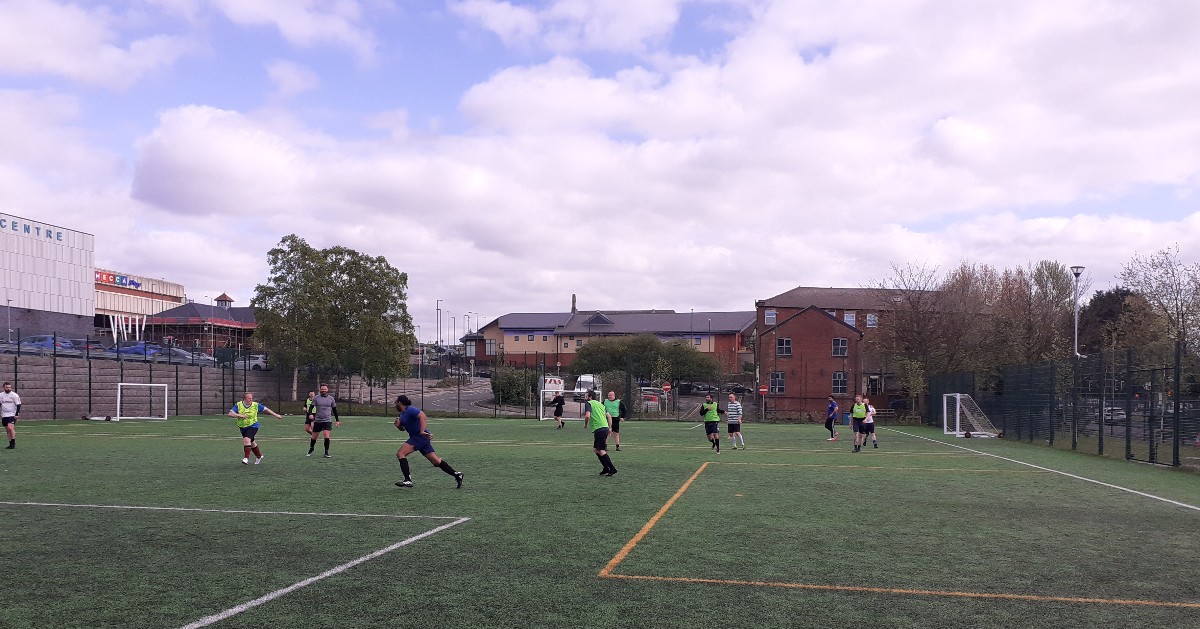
<box><xmin>0</xmin><ymin>213</ymin><xmax>95</xmax><ymax>340</ymax></box>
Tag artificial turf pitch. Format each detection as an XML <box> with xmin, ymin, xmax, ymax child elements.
<box><xmin>2</xmin><ymin>415</ymin><xmax>1198</xmax><ymax>628</ymax></box>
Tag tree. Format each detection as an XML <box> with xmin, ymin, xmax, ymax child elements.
<box><xmin>252</xmin><ymin>235</ymin><xmax>414</xmax><ymax>399</ymax></box>
<box><xmin>1079</xmin><ymin>288</ymin><xmax>1167</xmax><ymax>353</ymax></box>
<box><xmin>1119</xmin><ymin>245</ymin><xmax>1200</xmax><ymax>348</ymax></box>
<box><xmin>572</xmin><ymin>334</ymin><xmax>718</xmax><ymax>385</ymax></box>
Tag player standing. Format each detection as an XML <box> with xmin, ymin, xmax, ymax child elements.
<box><xmin>308</xmin><ymin>384</ymin><xmax>339</xmax><ymax>458</ymax></box>
<box><xmin>850</xmin><ymin>394</ymin><xmax>868</xmax><ymax>453</ymax></box>
<box><xmin>825</xmin><ymin>395</ymin><xmax>840</xmax><ymax>441</ymax></box>
<box><xmin>302</xmin><ymin>390</ymin><xmax>316</xmax><ymax>436</ymax></box>
<box><xmin>701</xmin><ymin>393</ymin><xmax>721</xmax><ymax>454</ymax></box>
<box><xmin>604</xmin><ymin>391</ymin><xmax>626</xmax><ymax>451</ymax></box>
<box><xmin>726</xmin><ymin>393</ymin><xmax>745</xmax><ymax>449</ymax></box>
<box><xmin>551</xmin><ymin>392</ymin><xmax>566</xmax><ymax>429</ymax></box>
<box><xmin>862</xmin><ymin>396</ymin><xmax>878</xmax><ymax>449</ymax></box>
<box><xmin>227</xmin><ymin>392</ymin><xmax>283</xmax><ymax>464</ymax></box>
<box><xmin>393</xmin><ymin>395</ymin><xmax>463</xmax><ymax>489</ymax></box>
<box><xmin>1</xmin><ymin>382</ymin><xmax>21</xmax><ymax>449</ymax></box>
<box><xmin>586</xmin><ymin>390</ymin><xmax>617</xmax><ymax>476</ymax></box>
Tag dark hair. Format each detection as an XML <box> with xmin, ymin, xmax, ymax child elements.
<box><xmin>2</xmin><ymin>382</ymin><xmax>9</xmax><ymax>387</ymax></box>
<box><xmin>395</xmin><ymin>394</ymin><xmax>412</xmax><ymax>411</ymax></box>
<box><xmin>586</xmin><ymin>390</ymin><xmax>597</xmax><ymax>400</ymax></box>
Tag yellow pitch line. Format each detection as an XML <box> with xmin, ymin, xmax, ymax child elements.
<box><xmin>599</xmin><ymin>573</ymin><xmax>1200</xmax><ymax>608</ymax></box>
<box><xmin>598</xmin><ymin>462</ymin><xmax>710</xmax><ymax>577</ymax></box>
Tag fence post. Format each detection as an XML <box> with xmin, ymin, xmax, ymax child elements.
<box><xmin>1097</xmin><ymin>354</ymin><xmax>1105</xmax><ymax>457</ymax></box>
<box><xmin>1149</xmin><ymin>367</ymin><xmax>1158</xmax><ymax>464</ymax></box>
<box><xmin>175</xmin><ymin>364</ymin><xmax>180</xmax><ymax>419</ymax></box>
<box><xmin>88</xmin><ymin>337</ymin><xmax>94</xmax><ymax>416</ymax></box>
<box><xmin>1125</xmin><ymin>348</ymin><xmax>1133</xmax><ymax>460</ymax></box>
<box><xmin>1173</xmin><ymin>341</ymin><xmax>1182</xmax><ymax>467</ymax></box>
<box><xmin>52</xmin><ymin>331</ymin><xmax>58</xmax><ymax>419</ymax></box>
<box><xmin>1071</xmin><ymin>355</ymin><xmax>1079</xmax><ymax>451</ymax></box>
<box><xmin>1048</xmin><ymin>361</ymin><xmax>1056</xmax><ymax>446</ymax></box>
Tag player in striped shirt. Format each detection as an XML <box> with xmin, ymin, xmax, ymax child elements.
<box><xmin>726</xmin><ymin>393</ymin><xmax>745</xmax><ymax>449</ymax></box>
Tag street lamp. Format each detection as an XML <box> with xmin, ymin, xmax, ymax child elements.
<box><xmin>5</xmin><ymin>297</ymin><xmax>11</xmax><ymax>344</ymax></box>
<box><xmin>1070</xmin><ymin>266</ymin><xmax>1085</xmax><ymax>357</ymax></box>
<box><xmin>451</xmin><ymin>316</ymin><xmax>457</xmax><ymax>354</ymax></box>
<box><xmin>436</xmin><ymin>299</ymin><xmax>443</xmax><ymax>347</ymax></box>
<box><xmin>205</xmin><ymin>295</ymin><xmax>214</xmax><ymax>357</ymax></box>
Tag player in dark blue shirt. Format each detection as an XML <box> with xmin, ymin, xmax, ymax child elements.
<box><xmin>393</xmin><ymin>395</ymin><xmax>463</xmax><ymax>489</ymax></box>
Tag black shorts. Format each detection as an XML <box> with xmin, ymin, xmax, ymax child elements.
<box><xmin>592</xmin><ymin>427</ymin><xmax>610</xmax><ymax>450</ymax></box>
<box><xmin>611</xmin><ymin>418</ymin><xmax>621</xmax><ymax>434</ymax></box>
<box><xmin>2</xmin><ymin>416</ymin><xmax>15</xmax><ymax>427</ymax></box>
<box><xmin>239</xmin><ymin>426</ymin><xmax>260</xmax><ymax>441</ymax></box>
<box><xmin>727</xmin><ymin>421</ymin><xmax>741</xmax><ymax>433</ymax></box>
<box><xmin>862</xmin><ymin>422</ymin><xmax>875</xmax><ymax>434</ymax></box>
<box><xmin>304</xmin><ymin>416</ymin><xmax>313</xmax><ymax>425</ymax></box>
<box><xmin>554</xmin><ymin>408</ymin><xmax>564</xmax><ymax>418</ymax></box>
<box><xmin>312</xmin><ymin>420</ymin><xmax>333</xmax><ymax>433</ymax></box>
<box><xmin>852</xmin><ymin>419</ymin><xmax>865</xmax><ymax>433</ymax></box>
<box><xmin>705</xmin><ymin>421</ymin><xmax>720</xmax><ymax>435</ymax></box>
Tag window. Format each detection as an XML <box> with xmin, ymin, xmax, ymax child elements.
<box><xmin>866</xmin><ymin>313</ymin><xmax>878</xmax><ymax>328</ymax></box>
<box><xmin>485</xmin><ymin>339</ymin><xmax>497</xmax><ymax>356</ymax></box>
<box><xmin>527</xmin><ymin>334</ymin><xmax>534</xmax><ymax>341</ymax></box>
<box><xmin>466</xmin><ymin>343</ymin><xmax>476</xmax><ymax>357</ymax></box>
<box><xmin>514</xmin><ymin>335</ymin><xmax>520</xmax><ymax>341</ymax></box>
<box><xmin>764</xmin><ymin>309</ymin><xmax>776</xmax><ymax>325</ymax></box>
<box><xmin>832</xmin><ymin>337</ymin><xmax>848</xmax><ymax>357</ymax></box>
<box><xmin>569</xmin><ymin>335</ymin><xmax>575</xmax><ymax>340</ymax></box>
<box><xmin>563</xmin><ymin>342</ymin><xmax>569</xmax><ymax>349</ymax></box>
<box><xmin>576</xmin><ymin>339</ymin><xmax>583</xmax><ymax>347</ymax></box>
<box><xmin>770</xmin><ymin>371</ymin><xmax>785</xmax><ymax>394</ymax></box>
<box><xmin>825</xmin><ymin>309</ymin><xmax>837</xmax><ymax>317</ymax></box>
<box><xmin>776</xmin><ymin>337</ymin><xmax>792</xmax><ymax>357</ymax></box>
<box><xmin>832</xmin><ymin>371</ymin><xmax>847</xmax><ymax>394</ymax></box>
<box><xmin>695</xmin><ymin>337</ymin><xmax>702</xmax><ymax>345</ymax></box>
<box><xmin>844</xmin><ymin>311</ymin><xmax>856</xmax><ymax>327</ymax></box>
<box><xmin>542</xmin><ymin>335</ymin><xmax>548</xmax><ymax>341</ymax></box>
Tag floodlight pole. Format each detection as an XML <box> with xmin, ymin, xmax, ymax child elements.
<box><xmin>5</xmin><ymin>297</ymin><xmax>11</xmax><ymax>344</ymax></box>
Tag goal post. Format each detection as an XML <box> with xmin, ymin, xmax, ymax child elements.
<box><xmin>943</xmin><ymin>393</ymin><xmax>1000</xmax><ymax>437</ymax></box>
<box><xmin>116</xmin><ymin>383</ymin><xmax>170</xmax><ymax>421</ymax></box>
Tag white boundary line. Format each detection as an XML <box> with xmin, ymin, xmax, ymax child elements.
<box><xmin>0</xmin><ymin>501</ymin><xmax>463</xmax><ymax>520</ymax></box>
<box><xmin>180</xmin><ymin>516</ymin><xmax>471</xmax><ymax>628</ymax></box>
<box><xmin>883</xmin><ymin>428</ymin><xmax>1200</xmax><ymax>513</ymax></box>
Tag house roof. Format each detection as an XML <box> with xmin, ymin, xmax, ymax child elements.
<box><xmin>775</xmin><ymin>305</ymin><xmax>864</xmax><ymax>337</ymax></box>
<box><xmin>492</xmin><ymin>312</ymin><xmax>574</xmax><ymax>331</ymax></box>
<box><xmin>147</xmin><ymin>302</ymin><xmax>257</xmax><ymax>327</ymax></box>
<box><xmin>761</xmin><ymin>286</ymin><xmax>901</xmax><ymax>311</ymax></box>
<box><xmin>555</xmin><ymin>311</ymin><xmax>755</xmax><ymax>336</ymax></box>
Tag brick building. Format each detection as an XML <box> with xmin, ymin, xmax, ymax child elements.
<box><xmin>754</xmin><ymin>286</ymin><xmax>902</xmax><ymax>418</ymax></box>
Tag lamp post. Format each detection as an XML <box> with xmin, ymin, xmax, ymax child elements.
<box><xmin>436</xmin><ymin>299</ymin><xmax>443</xmax><ymax>347</ymax></box>
<box><xmin>1070</xmin><ymin>266</ymin><xmax>1085</xmax><ymax>357</ymax></box>
<box><xmin>451</xmin><ymin>316</ymin><xmax>457</xmax><ymax>354</ymax></box>
<box><xmin>205</xmin><ymin>295</ymin><xmax>214</xmax><ymax>357</ymax></box>
<box><xmin>5</xmin><ymin>298</ymin><xmax>11</xmax><ymax>344</ymax></box>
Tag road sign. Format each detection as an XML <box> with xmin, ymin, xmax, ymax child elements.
<box><xmin>662</xmin><ymin>383</ymin><xmax>672</xmax><ymax>392</ymax></box>
<box><xmin>758</xmin><ymin>384</ymin><xmax>768</xmax><ymax>395</ymax></box>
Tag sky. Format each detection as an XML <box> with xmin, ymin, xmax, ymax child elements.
<box><xmin>3</xmin><ymin>0</ymin><xmax>1200</xmax><ymax>344</ymax></box>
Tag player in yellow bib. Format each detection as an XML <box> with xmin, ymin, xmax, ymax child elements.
<box><xmin>227</xmin><ymin>392</ymin><xmax>283</xmax><ymax>464</ymax></box>
<box><xmin>586</xmin><ymin>390</ymin><xmax>617</xmax><ymax>476</ymax></box>
<box><xmin>850</xmin><ymin>394</ymin><xmax>868</xmax><ymax>453</ymax></box>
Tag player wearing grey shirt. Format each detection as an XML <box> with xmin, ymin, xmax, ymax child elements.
<box><xmin>308</xmin><ymin>385</ymin><xmax>340</xmax><ymax>458</ymax></box>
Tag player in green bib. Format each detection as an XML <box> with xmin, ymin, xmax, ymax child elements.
<box><xmin>603</xmin><ymin>391</ymin><xmax>627</xmax><ymax>451</ymax></box>
<box><xmin>586</xmin><ymin>390</ymin><xmax>617</xmax><ymax>476</ymax></box>
<box><xmin>701</xmin><ymin>393</ymin><xmax>722</xmax><ymax>453</ymax></box>
<box><xmin>302</xmin><ymin>390</ymin><xmax>316</xmax><ymax>436</ymax></box>
<box><xmin>850</xmin><ymin>394</ymin><xmax>868</xmax><ymax>453</ymax></box>
<box><xmin>227</xmin><ymin>392</ymin><xmax>284</xmax><ymax>464</ymax></box>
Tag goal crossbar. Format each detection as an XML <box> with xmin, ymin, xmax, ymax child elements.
<box><xmin>116</xmin><ymin>383</ymin><xmax>169</xmax><ymax>421</ymax></box>
<box><xmin>942</xmin><ymin>393</ymin><xmax>999</xmax><ymax>437</ymax></box>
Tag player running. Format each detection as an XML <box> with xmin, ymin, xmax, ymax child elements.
<box><xmin>393</xmin><ymin>395</ymin><xmax>463</xmax><ymax>489</ymax></box>
<box><xmin>585</xmin><ymin>390</ymin><xmax>617</xmax><ymax>476</ymax></box>
<box><xmin>308</xmin><ymin>385</ymin><xmax>340</xmax><ymax>458</ymax></box>
<box><xmin>227</xmin><ymin>392</ymin><xmax>283</xmax><ymax>464</ymax></box>
<box><xmin>825</xmin><ymin>395</ymin><xmax>840</xmax><ymax>441</ymax></box>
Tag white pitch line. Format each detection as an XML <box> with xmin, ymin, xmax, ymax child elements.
<box><xmin>179</xmin><ymin>516</ymin><xmax>471</xmax><ymax>629</ymax></box>
<box><xmin>0</xmin><ymin>501</ymin><xmax>463</xmax><ymax>520</ymax></box>
<box><xmin>689</xmin><ymin>423</ymin><xmax>703</xmax><ymax>429</ymax></box>
<box><xmin>883</xmin><ymin>429</ymin><xmax>1200</xmax><ymax>513</ymax></box>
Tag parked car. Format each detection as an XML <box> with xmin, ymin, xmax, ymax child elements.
<box><xmin>69</xmin><ymin>339</ymin><xmax>107</xmax><ymax>353</ymax></box>
<box><xmin>107</xmin><ymin>341</ymin><xmax>163</xmax><ymax>357</ymax></box>
<box><xmin>19</xmin><ymin>335</ymin><xmax>74</xmax><ymax>351</ymax></box>
<box><xmin>1102</xmin><ymin>407</ymin><xmax>1127</xmax><ymax>423</ymax></box>
<box><xmin>161</xmin><ymin>347</ymin><xmax>216</xmax><ymax>366</ymax></box>
<box><xmin>723</xmin><ymin>383</ymin><xmax>752</xmax><ymax>394</ymax></box>
<box><xmin>248</xmin><ymin>354</ymin><xmax>270</xmax><ymax>370</ymax></box>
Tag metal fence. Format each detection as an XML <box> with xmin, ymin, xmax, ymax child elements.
<box><xmin>928</xmin><ymin>341</ymin><xmax>1200</xmax><ymax>468</ymax></box>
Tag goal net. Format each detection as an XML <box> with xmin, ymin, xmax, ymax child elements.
<box><xmin>943</xmin><ymin>393</ymin><xmax>1000</xmax><ymax>437</ymax></box>
<box><xmin>117</xmin><ymin>383</ymin><xmax>169</xmax><ymax>421</ymax></box>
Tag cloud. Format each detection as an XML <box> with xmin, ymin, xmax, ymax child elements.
<box><xmin>450</xmin><ymin>0</ymin><xmax>685</xmax><ymax>54</ymax></box>
<box><xmin>209</xmin><ymin>0</ymin><xmax>378</xmax><ymax>60</ymax></box>
<box><xmin>0</xmin><ymin>0</ymin><xmax>196</xmax><ymax>89</ymax></box>
<box><xmin>266</xmin><ymin>59</ymin><xmax>320</xmax><ymax>98</ymax></box>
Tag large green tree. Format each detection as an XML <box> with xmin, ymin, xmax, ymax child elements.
<box><xmin>572</xmin><ymin>334</ymin><xmax>718</xmax><ymax>385</ymax></box>
<box><xmin>252</xmin><ymin>235</ymin><xmax>414</xmax><ymax>399</ymax></box>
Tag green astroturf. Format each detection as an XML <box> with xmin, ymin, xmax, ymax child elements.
<box><xmin>1</xmin><ymin>417</ymin><xmax>1197</xmax><ymax>628</ymax></box>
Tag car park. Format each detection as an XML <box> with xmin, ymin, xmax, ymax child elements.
<box><xmin>161</xmin><ymin>347</ymin><xmax>216</xmax><ymax>366</ymax></box>
<box><xmin>69</xmin><ymin>339</ymin><xmax>108</xmax><ymax>353</ymax></box>
<box><xmin>19</xmin><ymin>335</ymin><xmax>74</xmax><ymax>351</ymax></box>
<box><xmin>107</xmin><ymin>341</ymin><xmax>163</xmax><ymax>358</ymax></box>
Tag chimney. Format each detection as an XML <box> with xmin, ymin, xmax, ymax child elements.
<box><xmin>571</xmin><ymin>294</ymin><xmax>577</xmax><ymax>314</ymax></box>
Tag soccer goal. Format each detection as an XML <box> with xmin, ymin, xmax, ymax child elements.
<box><xmin>116</xmin><ymin>383</ymin><xmax>169</xmax><ymax>421</ymax></box>
<box><xmin>538</xmin><ymin>375</ymin><xmax>565</xmax><ymax>421</ymax></box>
<box><xmin>943</xmin><ymin>393</ymin><xmax>1000</xmax><ymax>437</ymax></box>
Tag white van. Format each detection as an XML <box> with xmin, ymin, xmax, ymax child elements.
<box><xmin>572</xmin><ymin>374</ymin><xmax>602</xmax><ymax>402</ymax></box>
